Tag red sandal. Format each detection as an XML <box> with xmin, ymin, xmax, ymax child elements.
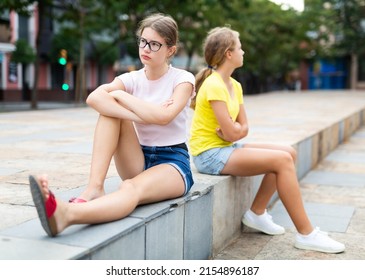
<box><xmin>29</xmin><ymin>175</ymin><xmax>58</xmax><ymax>237</ymax></box>
<box><xmin>69</xmin><ymin>197</ymin><xmax>87</xmax><ymax>203</ymax></box>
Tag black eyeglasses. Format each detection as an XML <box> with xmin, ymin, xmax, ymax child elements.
<box><xmin>137</xmin><ymin>37</ymin><xmax>168</xmax><ymax>52</ymax></box>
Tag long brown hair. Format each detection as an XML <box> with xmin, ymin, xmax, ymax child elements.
<box><xmin>136</xmin><ymin>13</ymin><xmax>179</xmax><ymax>59</ymax></box>
<box><xmin>191</xmin><ymin>27</ymin><xmax>239</xmax><ymax>109</ymax></box>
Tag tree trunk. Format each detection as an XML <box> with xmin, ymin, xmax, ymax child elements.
<box><xmin>75</xmin><ymin>10</ymin><xmax>86</xmax><ymax>103</ymax></box>
<box><xmin>185</xmin><ymin>50</ymin><xmax>194</xmax><ymax>72</ymax></box>
<box><xmin>350</xmin><ymin>53</ymin><xmax>358</xmax><ymax>90</ymax></box>
<box><xmin>31</xmin><ymin>2</ymin><xmax>45</xmax><ymax>109</ymax></box>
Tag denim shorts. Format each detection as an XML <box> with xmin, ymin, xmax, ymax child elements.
<box><xmin>192</xmin><ymin>143</ymin><xmax>244</xmax><ymax>175</ymax></box>
<box><xmin>141</xmin><ymin>144</ymin><xmax>194</xmax><ymax>195</ymax></box>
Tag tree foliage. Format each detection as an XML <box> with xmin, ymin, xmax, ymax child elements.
<box><xmin>11</xmin><ymin>39</ymin><xmax>36</xmax><ymax>64</ymax></box>
<box><xmin>0</xmin><ymin>0</ymin><xmax>37</xmax><ymax>15</ymax></box>
<box><xmin>328</xmin><ymin>0</ymin><xmax>365</xmax><ymax>56</ymax></box>
<box><xmin>50</xmin><ymin>28</ymin><xmax>80</xmax><ymax>63</ymax></box>
<box><xmin>3</xmin><ymin>0</ymin><xmax>362</xmax><ymax>95</ymax></box>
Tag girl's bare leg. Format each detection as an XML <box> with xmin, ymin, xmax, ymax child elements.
<box><xmin>221</xmin><ymin>146</ymin><xmax>313</xmax><ymax>235</ymax></box>
<box><xmin>35</xmin><ymin>163</ymin><xmax>185</xmax><ymax>235</ymax></box>
<box><xmin>242</xmin><ymin>143</ymin><xmax>297</xmax><ymax>215</ymax></box>
<box><xmin>76</xmin><ymin>115</ymin><xmax>144</xmax><ymax>201</ymax></box>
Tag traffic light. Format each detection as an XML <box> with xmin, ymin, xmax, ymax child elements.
<box><xmin>58</xmin><ymin>49</ymin><xmax>71</xmax><ymax>91</ymax></box>
<box><xmin>58</xmin><ymin>49</ymin><xmax>67</xmax><ymax>65</ymax></box>
<box><xmin>62</xmin><ymin>83</ymin><xmax>69</xmax><ymax>91</ymax></box>
<box><xmin>62</xmin><ymin>62</ymin><xmax>72</xmax><ymax>91</ymax></box>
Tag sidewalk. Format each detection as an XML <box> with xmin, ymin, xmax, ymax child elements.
<box><xmin>0</xmin><ymin>101</ymin><xmax>84</xmax><ymax>113</ymax></box>
<box><xmin>1</xmin><ymin>90</ymin><xmax>365</xmax><ymax>259</ymax></box>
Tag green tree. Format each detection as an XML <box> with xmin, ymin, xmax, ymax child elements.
<box><xmin>104</xmin><ymin>0</ymin><xmax>245</xmax><ymax>71</ymax></box>
<box><xmin>55</xmin><ymin>0</ymin><xmax>98</xmax><ymax>102</ymax></box>
<box><xmin>11</xmin><ymin>39</ymin><xmax>36</xmax><ymax>100</ymax></box>
<box><xmin>11</xmin><ymin>39</ymin><xmax>36</xmax><ymax>64</ymax></box>
<box><xmin>0</xmin><ymin>0</ymin><xmax>36</xmax><ymax>15</ymax></box>
<box><xmin>0</xmin><ymin>0</ymin><xmax>55</xmax><ymax>108</ymax></box>
<box><xmin>303</xmin><ymin>0</ymin><xmax>365</xmax><ymax>88</ymax></box>
<box><xmin>1</xmin><ymin>0</ymin><xmax>39</xmax><ymax>107</ymax></box>
<box><xmin>226</xmin><ymin>0</ymin><xmax>305</xmax><ymax>92</ymax></box>
<box><xmin>55</xmin><ymin>0</ymin><xmax>131</xmax><ymax>102</ymax></box>
<box><xmin>327</xmin><ymin>0</ymin><xmax>365</xmax><ymax>88</ymax></box>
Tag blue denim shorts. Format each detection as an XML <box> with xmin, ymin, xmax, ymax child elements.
<box><xmin>192</xmin><ymin>143</ymin><xmax>244</xmax><ymax>175</ymax></box>
<box><xmin>141</xmin><ymin>144</ymin><xmax>194</xmax><ymax>195</ymax></box>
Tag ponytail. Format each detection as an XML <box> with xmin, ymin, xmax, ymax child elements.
<box><xmin>191</xmin><ymin>67</ymin><xmax>213</xmax><ymax>109</ymax></box>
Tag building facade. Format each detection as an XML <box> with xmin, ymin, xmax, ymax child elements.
<box><xmin>0</xmin><ymin>3</ymin><xmax>115</xmax><ymax>102</ymax></box>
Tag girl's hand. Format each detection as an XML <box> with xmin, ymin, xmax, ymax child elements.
<box><xmin>216</xmin><ymin>127</ymin><xmax>225</xmax><ymax>140</ymax></box>
<box><xmin>216</xmin><ymin>124</ymin><xmax>242</xmax><ymax>141</ymax></box>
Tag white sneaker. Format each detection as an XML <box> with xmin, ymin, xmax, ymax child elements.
<box><xmin>242</xmin><ymin>209</ymin><xmax>285</xmax><ymax>235</ymax></box>
<box><xmin>295</xmin><ymin>227</ymin><xmax>345</xmax><ymax>253</ymax></box>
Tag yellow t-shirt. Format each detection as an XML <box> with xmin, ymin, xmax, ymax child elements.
<box><xmin>189</xmin><ymin>72</ymin><xmax>244</xmax><ymax>156</ymax></box>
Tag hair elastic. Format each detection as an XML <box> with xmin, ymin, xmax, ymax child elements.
<box><xmin>207</xmin><ymin>65</ymin><xmax>213</xmax><ymax>69</ymax></box>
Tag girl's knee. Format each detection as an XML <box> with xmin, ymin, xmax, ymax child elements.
<box><xmin>277</xmin><ymin>151</ymin><xmax>295</xmax><ymax>170</ymax></box>
<box><xmin>119</xmin><ymin>179</ymin><xmax>140</xmax><ymax>200</ymax></box>
<box><xmin>119</xmin><ymin>179</ymin><xmax>135</xmax><ymax>191</ymax></box>
<box><xmin>287</xmin><ymin>146</ymin><xmax>297</xmax><ymax>162</ymax></box>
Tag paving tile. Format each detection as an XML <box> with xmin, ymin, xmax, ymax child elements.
<box><xmin>352</xmin><ymin>131</ymin><xmax>365</xmax><ymax>138</ymax></box>
<box><xmin>300</xmin><ymin>184</ymin><xmax>365</xmax><ymax>208</ymax></box>
<box><xmin>301</xmin><ymin>170</ymin><xmax>365</xmax><ymax>187</ymax></box>
<box><xmin>0</xmin><ymin>204</ymin><xmax>36</xmax><ymax>231</ymax></box>
<box><xmin>0</xmin><ymin>182</ymin><xmax>32</xmax><ymax>204</ymax></box>
<box><xmin>0</xmin><ymin>167</ymin><xmax>23</xmax><ymax>176</ymax></box>
<box><xmin>0</xmin><ymin>236</ymin><xmax>87</xmax><ymax>260</ymax></box>
<box><xmin>0</xmin><ymin>215</ymin><xmax>144</xmax><ymax>249</ymax></box>
<box><xmin>347</xmin><ymin>208</ymin><xmax>365</xmax><ymax>234</ymax></box>
<box><xmin>214</xmin><ymin>232</ymin><xmax>272</xmax><ymax>260</ymax></box>
<box><xmin>316</xmin><ymin>160</ymin><xmax>365</xmax><ymax>174</ymax></box>
<box><xmin>269</xmin><ymin>201</ymin><xmax>354</xmax><ymax>233</ymax></box>
<box><xmin>44</xmin><ymin>142</ymin><xmax>93</xmax><ymax>154</ymax></box>
<box><xmin>326</xmin><ymin>150</ymin><xmax>365</xmax><ymax>164</ymax></box>
<box><xmin>254</xmin><ymin>231</ymin><xmax>352</xmax><ymax>260</ymax></box>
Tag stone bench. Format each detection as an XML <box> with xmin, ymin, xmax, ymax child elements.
<box><xmin>0</xmin><ymin>172</ymin><xmax>251</xmax><ymax>259</ymax></box>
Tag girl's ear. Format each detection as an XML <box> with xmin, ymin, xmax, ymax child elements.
<box><xmin>168</xmin><ymin>46</ymin><xmax>177</xmax><ymax>58</ymax></box>
<box><xmin>225</xmin><ymin>49</ymin><xmax>232</xmax><ymax>59</ymax></box>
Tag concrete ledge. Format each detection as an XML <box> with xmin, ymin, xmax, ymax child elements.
<box><xmin>0</xmin><ymin>174</ymin><xmax>249</xmax><ymax>259</ymax></box>
<box><xmin>0</xmin><ymin>181</ymin><xmax>207</xmax><ymax>259</ymax></box>
<box><xmin>1</xmin><ymin>91</ymin><xmax>365</xmax><ymax>260</ymax></box>
<box><xmin>296</xmin><ymin>108</ymin><xmax>365</xmax><ymax>178</ymax></box>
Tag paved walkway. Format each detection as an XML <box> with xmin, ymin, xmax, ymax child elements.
<box><xmin>1</xmin><ymin>90</ymin><xmax>365</xmax><ymax>260</ymax></box>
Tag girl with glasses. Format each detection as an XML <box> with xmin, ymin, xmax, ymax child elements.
<box><xmin>29</xmin><ymin>13</ymin><xmax>195</xmax><ymax>237</ymax></box>
<box><xmin>189</xmin><ymin>27</ymin><xmax>345</xmax><ymax>254</ymax></box>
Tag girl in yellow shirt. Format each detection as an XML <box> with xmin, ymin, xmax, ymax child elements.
<box><xmin>189</xmin><ymin>27</ymin><xmax>344</xmax><ymax>254</ymax></box>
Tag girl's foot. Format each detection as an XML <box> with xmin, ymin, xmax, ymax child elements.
<box><xmin>69</xmin><ymin>186</ymin><xmax>105</xmax><ymax>203</ymax></box>
<box><xmin>29</xmin><ymin>174</ymin><xmax>67</xmax><ymax>237</ymax></box>
<box><xmin>295</xmin><ymin>227</ymin><xmax>345</xmax><ymax>253</ymax></box>
<box><xmin>242</xmin><ymin>209</ymin><xmax>285</xmax><ymax>235</ymax></box>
